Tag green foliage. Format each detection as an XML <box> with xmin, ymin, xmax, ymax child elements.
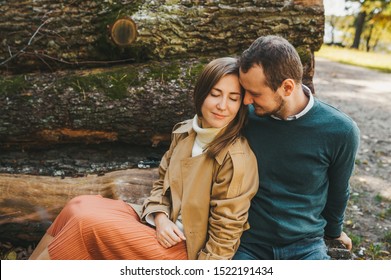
<box><xmin>60</xmin><ymin>68</ymin><xmax>137</xmax><ymax>99</ymax></box>
<box><xmin>383</xmin><ymin>231</ymin><xmax>391</xmax><ymax>243</ymax></box>
<box><xmin>378</xmin><ymin>206</ymin><xmax>391</xmax><ymax>219</ymax></box>
<box><xmin>0</xmin><ymin>76</ymin><xmax>27</xmax><ymax>96</ymax></box>
<box><xmin>296</xmin><ymin>46</ymin><xmax>312</xmax><ymax>65</ymax></box>
<box><xmin>367</xmin><ymin>243</ymin><xmax>383</xmax><ymax>259</ymax></box>
<box><xmin>326</xmin><ymin>0</ymin><xmax>391</xmax><ymax>52</ymax></box>
<box><xmin>57</xmin><ymin>59</ymin><xmax>206</xmax><ymax>100</ymax></box>
<box><xmin>0</xmin><ymin>58</ymin><xmax>208</xmax><ymax>101</ymax></box>
<box><xmin>349</xmin><ymin>232</ymin><xmax>363</xmax><ymax>247</ymax></box>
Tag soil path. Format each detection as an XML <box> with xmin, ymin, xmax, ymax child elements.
<box><xmin>314</xmin><ymin>57</ymin><xmax>391</xmax><ymax>259</ymax></box>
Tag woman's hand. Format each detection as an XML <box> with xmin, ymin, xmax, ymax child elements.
<box><xmin>154</xmin><ymin>212</ymin><xmax>186</xmax><ymax>248</ymax></box>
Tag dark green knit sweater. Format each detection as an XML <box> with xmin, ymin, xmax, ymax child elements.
<box><xmin>241</xmin><ymin>98</ymin><xmax>360</xmax><ymax>246</ymax></box>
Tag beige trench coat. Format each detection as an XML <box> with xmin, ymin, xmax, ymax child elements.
<box><xmin>141</xmin><ymin>119</ymin><xmax>259</xmax><ymax>260</ymax></box>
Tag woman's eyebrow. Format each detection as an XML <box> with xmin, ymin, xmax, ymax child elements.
<box><xmin>212</xmin><ymin>87</ymin><xmax>241</xmax><ymax>95</ymax></box>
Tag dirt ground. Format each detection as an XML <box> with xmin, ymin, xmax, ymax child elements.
<box><xmin>314</xmin><ymin>57</ymin><xmax>391</xmax><ymax>259</ymax></box>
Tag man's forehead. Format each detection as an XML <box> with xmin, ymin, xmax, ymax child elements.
<box><xmin>240</xmin><ymin>64</ymin><xmax>263</xmax><ymax>73</ymax></box>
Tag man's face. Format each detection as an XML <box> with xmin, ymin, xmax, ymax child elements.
<box><xmin>239</xmin><ymin>64</ymin><xmax>285</xmax><ymax>118</ymax></box>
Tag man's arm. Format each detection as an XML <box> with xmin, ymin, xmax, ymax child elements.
<box><xmin>322</xmin><ymin>122</ymin><xmax>360</xmax><ymax>246</ymax></box>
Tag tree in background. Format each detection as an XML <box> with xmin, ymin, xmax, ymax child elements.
<box><xmin>348</xmin><ymin>0</ymin><xmax>391</xmax><ymax>51</ymax></box>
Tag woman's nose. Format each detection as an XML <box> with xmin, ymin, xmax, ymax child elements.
<box><xmin>217</xmin><ymin>98</ymin><xmax>227</xmax><ymax>110</ymax></box>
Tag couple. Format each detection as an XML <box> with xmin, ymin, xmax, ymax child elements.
<box><xmin>29</xmin><ymin>35</ymin><xmax>360</xmax><ymax>260</ymax></box>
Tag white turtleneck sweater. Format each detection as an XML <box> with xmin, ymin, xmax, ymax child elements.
<box><xmin>146</xmin><ymin>115</ymin><xmax>224</xmax><ymax>232</ymax></box>
<box><xmin>191</xmin><ymin>115</ymin><xmax>224</xmax><ymax>156</ymax></box>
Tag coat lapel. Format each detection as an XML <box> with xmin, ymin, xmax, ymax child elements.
<box><xmin>168</xmin><ymin>129</ymin><xmax>195</xmax><ymax>222</ymax></box>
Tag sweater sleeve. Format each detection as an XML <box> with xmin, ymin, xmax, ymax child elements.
<box><xmin>322</xmin><ymin>121</ymin><xmax>360</xmax><ymax>238</ymax></box>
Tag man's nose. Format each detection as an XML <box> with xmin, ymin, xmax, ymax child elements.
<box><xmin>243</xmin><ymin>92</ymin><xmax>253</xmax><ymax>105</ymax></box>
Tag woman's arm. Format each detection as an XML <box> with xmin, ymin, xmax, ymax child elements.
<box><xmin>141</xmin><ymin>131</ymin><xmax>179</xmax><ymax>220</ymax></box>
<box><xmin>198</xmin><ymin>140</ymin><xmax>259</xmax><ymax>259</ymax></box>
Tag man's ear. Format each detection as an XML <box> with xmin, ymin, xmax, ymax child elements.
<box><xmin>281</xmin><ymin>79</ymin><xmax>295</xmax><ymax>96</ymax></box>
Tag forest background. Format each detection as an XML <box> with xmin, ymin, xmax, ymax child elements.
<box><xmin>324</xmin><ymin>0</ymin><xmax>391</xmax><ymax>53</ymax></box>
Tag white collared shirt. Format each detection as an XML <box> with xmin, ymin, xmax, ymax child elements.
<box><xmin>271</xmin><ymin>84</ymin><xmax>314</xmax><ymax>121</ymax></box>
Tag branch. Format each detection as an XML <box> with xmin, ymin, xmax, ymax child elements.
<box><xmin>0</xmin><ymin>18</ymin><xmax>52</xmax><ymax>66</ymax></box>
<box><xmin>32</xmin><ymin>52</ymin><xmax>136</xmax><ymax>66</ymax></box>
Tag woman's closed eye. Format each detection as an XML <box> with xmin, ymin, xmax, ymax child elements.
<box><xmin>209</xmin><ymin>91</ymin><xmax>240</xmax><ymax>101</ymax></box>
<box><xmin>229</xmin><ymin>93</ymin><xmax>241</xmax><ymax>102</ymax></box>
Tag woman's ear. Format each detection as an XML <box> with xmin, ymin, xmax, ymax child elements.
<box><xmin>281</xmin><ymin>79</ymin><xmax>295</xmax><ymax>96</ymax></box>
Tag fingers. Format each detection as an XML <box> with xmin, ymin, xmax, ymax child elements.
<box><xmin>342</xmin><ymin>233</ymin><xmax>353</xmax><ymax>251</ymax></box>
<box><xmin>156</xmin><ymin>229</ymin><xmax>185</xmax><ymax>248</ymax></box>
<box><xmin>158</xmin><ymin>237</ymin><xmax>172</xmax><ymax>248</ymax></box>
<box><xmin>157</xmin><ymin>231</ymin><xmax>182</xmax><ymax>248</ymax></box>
<box><xmin>173</xmin><ymin>227</ymin><xmax>186</xmax><ymax>241</ymax></box>
<box><xmin>154</xmin><ymin>213</ymin><xmax>185</xmax><ymax>248</ymax></box>
<box><xmin>337</xmin><ymin>231</ymin><xmax>353</xmax><ymax>251</ymax></box>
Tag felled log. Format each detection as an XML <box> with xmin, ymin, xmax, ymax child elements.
<box><xmin>0</xmin><ymin>0</ymin><xmax>324</xmax><ymax>74</ymax></box>
<box><xmin>0</xmin><ymin>58</ymin><xmax>199</xmax><ymax>149</ymax></box>
<box><xmin>0</xmin><ymin>168</ymin><xmax>158</xmax><ymax>244</ymax></box>
<box><xmin>0</xmin><ymin>1</ymin><xmax>324</xmax><ymax>150</ymax></box>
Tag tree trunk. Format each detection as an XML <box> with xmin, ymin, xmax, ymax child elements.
<box><xmin>365</xmin><ymin>24</ymin><xmax>374</xmax><ymax>52</ymax></box>
<box><xmin>0</xmin><ymin>168</ymin><xmax>158</xmax><ymax>244</ymax></box>
<box><xmin>352</xmin><ymin>11</ymin><xmax>366</xmax><ymax>49</ymax></box>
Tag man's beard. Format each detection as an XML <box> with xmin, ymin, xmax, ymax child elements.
<box><xmin>253</xmin><ymin>94</ymin><xmax>285</xmax><ymax>118</ymax></box>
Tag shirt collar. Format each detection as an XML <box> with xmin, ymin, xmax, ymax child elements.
<box><xmin>271</xmin><ymin>84</ymin><xmax>314</xmax><ymax>121</ymax></box>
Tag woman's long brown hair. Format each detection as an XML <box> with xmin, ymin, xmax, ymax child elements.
<box><xmin>193</xmin><ymin>57</ymin><xmax>248</xmax><ymax>158</ymax></box>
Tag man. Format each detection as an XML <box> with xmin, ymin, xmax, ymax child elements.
<box><xmin>234</xmin><ymin>35</ymin><xmax>360</xmax><ymax>260</ymax></box>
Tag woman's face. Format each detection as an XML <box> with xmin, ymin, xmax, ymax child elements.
<box><xmin>201</xmin><ymin>74</ymin><xmax>242</xmax><ymax>128</ymax></box>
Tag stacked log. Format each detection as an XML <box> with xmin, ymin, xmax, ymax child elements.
<box><xmin>0</xmin><ymin>0</ymin><xmax>324</xmax><ymax>149</ymax></box>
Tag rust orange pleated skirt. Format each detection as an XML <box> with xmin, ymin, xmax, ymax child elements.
<box><xmin>46</xmin><ymin>195</ymin><xmax>188</xmax><ymax>260</ymax></box>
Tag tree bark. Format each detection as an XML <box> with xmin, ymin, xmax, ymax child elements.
<box><xmin>0</xmin><ymin>58</ymin><xmax>198</xmax><ymax>149</ymax></box>
<box><xmin>0</xmin><ymin>168</ymin><xmax>158</xmax><ymax>244</ymax></box>
<box><xmin>0</xmin><ymin>0</ymin><xmax>324</xmax><ymax>73</ymax></box>
<box><xmin>1</xmin><ymin>53</ymin><xmax>318</xmax><ymax>150</ymax></box>
<box><xmin>0</xmin><ymin>1</ymin><xmax>324</xmax><ymax>149</ymax></box>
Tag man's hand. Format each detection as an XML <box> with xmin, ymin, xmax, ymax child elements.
<box><xmin>154</xmin><ymin>212</ymin><xmax>186</xmax><ymax>248</ymax></box>
<box><xmin>335</xmin><ymin>231</ymin><xmax>352</xmax><ymax>251</ymax></box>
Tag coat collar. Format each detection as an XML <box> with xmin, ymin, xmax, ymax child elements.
<box><xmin>172</xmin><ymin>119</ymin><xmax>193</xmax><ymax>134</ymax></box>
<box><xmin>172</xmin><ymin>118</ymin><xmax>239</xmax><ymax>165</ymax></box>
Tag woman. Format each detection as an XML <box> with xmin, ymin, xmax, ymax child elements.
<box><xmin>29</xmin><ymin>57</ymin><xmax>259</xmax><ymax>260</ymax></box>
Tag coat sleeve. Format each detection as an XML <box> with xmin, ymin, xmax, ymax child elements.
<box><xmin>141</xmin><ymin>126</ymin><xmax>183</xmax><ymax>222</ymax></box>
<box><xmin>198</xmin><ymin>139</ymin><xmax>259</xmax><ymax>260</ymax></box>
